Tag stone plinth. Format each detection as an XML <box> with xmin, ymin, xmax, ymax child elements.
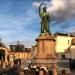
<box><xmin>33</xmin><ymin>34</ymin><xmax>57</xmax><ymax>67</ymax></box>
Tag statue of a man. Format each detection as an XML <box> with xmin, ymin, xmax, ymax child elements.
<box><xmin>39</xmin><ymin>3</ymin><xmax>50</xmax><ymax>34</ymax></box>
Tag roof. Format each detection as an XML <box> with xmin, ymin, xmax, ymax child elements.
<box><xmin>54</xmin><ymin>32</ymin><xmax>75</xmax><ymax>37</ymax></box>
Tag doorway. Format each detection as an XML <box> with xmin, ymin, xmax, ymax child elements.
<box><xmin>0</xmin><ymin>49</ymin><xmax>5</xmax><ymax>60</ymax></box>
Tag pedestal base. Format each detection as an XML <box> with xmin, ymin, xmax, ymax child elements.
<box><xmin>33</xmin><ymin>58</ymin><xmax>57</xmax><ymax>67</ymax></box>
<box><xmin>33</xmin><ymin>33</ymin><xmax>57</xmax><ymax>67</ymax></box>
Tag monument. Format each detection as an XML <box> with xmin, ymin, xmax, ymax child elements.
<box><xmin>33</xmin><ymin>2</ymin><xmax>57</xmax><ymax>69</ymax></box>
<box><xmin>39</xmin><ymin>2</ymin><xmax>50</xmax><ymax>34</ymax></box>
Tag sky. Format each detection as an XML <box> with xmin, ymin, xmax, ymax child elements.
<box><xmin>0</xmin><ymin>0</ymin><xmax>75</xmax><ymax>47</ymax></box>
<box><xmin>0</xmin><ymin>0</ymin><xmax>39</xmax><ymax>46</ymax></box>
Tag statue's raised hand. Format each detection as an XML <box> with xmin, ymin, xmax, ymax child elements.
<box><xmin>39</xmin><ymin>2</ymin><xmax>44</xmax><ymax>7</ymax></box>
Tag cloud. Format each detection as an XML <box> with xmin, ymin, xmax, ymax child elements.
<box><xmin>32</xmin><ymin>1</ymin><xmax>40</xmax><ymax>8</ymax></box>
<box><xmin>47</xmin><ymin>0</ymin><xmax>75</xmax><ymax>22</ymax></box>
<box><xmin>33</xmin><ymin>0</ymin><xmax>75</xmax><ymax>22</ymax></box>
<box><xmin>32</xmin><ymin>0</ymin><xmax>75</xmax><ymax>34</ymax></box>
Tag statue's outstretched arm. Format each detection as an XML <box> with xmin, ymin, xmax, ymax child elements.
<box><xmin>39</xmin><ymin>2</ymin><xmax>43</xmax><ymax>17</ymax></box>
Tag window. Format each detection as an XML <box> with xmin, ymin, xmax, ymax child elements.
<box><xmin>61</xmin><ymin>55</ymin><xmax>65</xmax><ymax>59</ymax></box>
<box><xmin>18</xmin><ymin>54</ymin><xmax>20</xmax><ymax>58</ymax></box>
<box><xmin>68</xmin><ymin>40</ymin><xmax>70</xmax><ymax>45</ymax></box>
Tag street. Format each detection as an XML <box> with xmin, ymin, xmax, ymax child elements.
<box><xmin>0</xmin><ymin>65</ymin><xmax>75</xmax><ymax>75</ymax></box>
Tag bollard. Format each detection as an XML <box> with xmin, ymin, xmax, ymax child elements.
<box><xmin>0</xmin><ymin>60</ymin><xmax>1</xmax><ymax>65</ymax></box>
<box><xmin>10</xmin><ymin>62</ymin><xmax>14</xmax><ymax>68</ymax></box>
<box><xmin>39</xmin><ymin>68</ymin><xmax>46</xmax><ymax>75</ymax></box>
<box><xmin>53</xmin><ymin>64</ymin><xmax>57</xmax><ymax>75</ymax></box>
<box><xmin>3</xmin><ymin>62</ymin><xmax>6</xmax><ymax>68</ymax></box>
<box><xmin>18</xmin><ymin>61</ymin><xmax>20</xmax><ymax>65</ymax></box>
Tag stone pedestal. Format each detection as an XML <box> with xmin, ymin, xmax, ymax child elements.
<box><xmin>33</xmin><ymin>34</ymin><xmax>57</xmax><ymax>67</ymax></box>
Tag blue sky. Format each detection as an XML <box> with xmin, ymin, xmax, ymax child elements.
<box><xmin>0</xmin><ymin>0</ymin><xmax>75</xmax><ymax>46</ymax></box>
<box><xmin>0</xmin><ymin>0</ymin><xmax>39</xmax><ymax>46</ymax></box>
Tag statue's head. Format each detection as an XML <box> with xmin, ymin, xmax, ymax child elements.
<box><xmin>43</xmin><ymin>7</ymin><xmax>46</xmax><ymax>12</ymax></box>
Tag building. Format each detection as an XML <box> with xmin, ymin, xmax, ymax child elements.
<box><xmin>55</xmin><ymin>33</ymin><xmax>74</xmax><ymax>53</ymax></box>
<box><xmin>0</xmin><ymin>41</ymin><xmax>32</xmax><ymax>68</ymax></box>
<box><xmin>69</xmin><ymin>38</ymin><xmax>75</xmax><ymax>59</ymax></box>
<box><xmin>57</xmin><ymin>37</ymin><xmax>75</xmax><ymax>71</ymax></box>
<box><xmin>57</xmin><ymin>36</ymin><xmax>75</xmax><ymax>60</ymax></box>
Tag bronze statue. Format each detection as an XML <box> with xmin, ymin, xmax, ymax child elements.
<box><xmin>39</xmin><ymin>3</ymin><xmax>50</xmax><ymax>34</ymax></box>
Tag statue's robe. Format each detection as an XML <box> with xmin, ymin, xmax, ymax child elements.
<box><xmin>40</xmin><ymin>11</ymin><xmax>50</xmax><ymax>33</ymax></box>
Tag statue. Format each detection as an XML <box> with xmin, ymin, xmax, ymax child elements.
<box><xmin>39</xmin><ymin>3</ymin><xmax>50</xmax><ymax>34</ymax></box>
